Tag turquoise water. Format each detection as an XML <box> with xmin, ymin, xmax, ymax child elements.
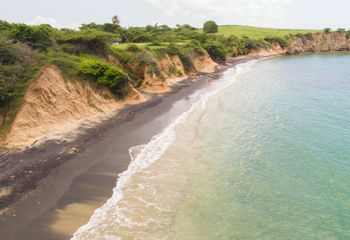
<box><xmin>73</xmin><ymin>54</ymin><xmax>350</xmax><ymax>239</ymax></box>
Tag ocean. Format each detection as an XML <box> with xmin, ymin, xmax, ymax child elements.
<box><xmin>72</xmin><ymin>53</ymin><xmax>350</xmax><ymax>240</ymax></box>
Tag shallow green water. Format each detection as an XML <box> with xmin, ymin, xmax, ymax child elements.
<box><xmin>171</xmin><ymin>54</ymin><xmax>350</xmax><ymax>240</ymax></box>
<box><xmin>73</xmin><ymin>54</ymin><xmax>350</xmax><ymax>239</ymax></box>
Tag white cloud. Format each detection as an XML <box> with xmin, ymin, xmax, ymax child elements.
<box><xmin>25</xmin><ymin>16</ymin><xmax>81</xmax><ymax>30</ymax></box>
<box><xmin>144</xmin><ymin>0</ymin><xmax>292</xmax><ymax>26</ymax></box>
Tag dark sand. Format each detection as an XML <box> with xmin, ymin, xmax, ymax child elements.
<box><xmin>0</xmin><ymin>58</ymin><xmax>250</xmax><ymax>240</ymax></box>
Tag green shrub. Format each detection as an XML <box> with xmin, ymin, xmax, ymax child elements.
<box><xmin>187</xmin><ymin>40</ymin><xmax>206</xmax><ymax>55</ymax></box>
<box><xmin>168</xmin><ymin>66</ymin><xmax>177</xmax><ymax>74</ymax></box>
<box><xmin>177</xmin><ymin>52</ymin><xmax>194</xmax><ymax>73</ymax></box>
<box><xmin>203</xmin><ymin>41</ymin><xmax>226</xmax><ymax>62</ymax></box>
<box><xmin>176</xmin><ymin>24</ymin><xmax>196</xmax><ymax>31</ymax></box>
<box><xmin>79</xmin><ymin>22</ymin><xmax>122</xmax><ymax>35</ymax></box>
<box><xmin>166</xmin><ymin>43</ymin><xmax>180</xmax><ymax>55</ymax></box>
<box><xmin>125</xmin><ymin>27</ymin><xmax>157</xmax><ymax>42</ymax></box>
<box><xmin>0</xmin><ymin>20</ymin><xmax>12</xmax><ymax>35</ymax></box>
<box><xmin>0</xmin><ymin>36</ymin><xmax>42</xmax><ymax>127</ymax></box>
<box><xmin>149</xmin><ymin>40</ymin><xmax>162</xmax><ymax>46</ymax></box>
<box><xmin>60</xmin><ymin>43</ymin><xmax>83</xmax><ymax>55</ymax></box>
<box><xmin>80</xmin><ymin>61</ymin><xmax>129</xmax><ymax>98</ymax></box>
<box><xmin>230</xmin><ymin>39</ymin><xmax>248</xmax><ymax>56</ymax></box>
<box><xmin>264</xmin><ymin>36</ymin><xmax>289</xmax><ymax>48</ymax></box>
<box><xmin>149</xmin><ymin>48</ymin><xmax>167</xmax><ymax>60</ymax></box>
<box><xmin>165</xmin><ymin>44</ymin><xmax>194</xmax><ymax>72</ymax></box>
<box><xmin>148</xmin><ymin>61</ymin><xmax>162</xmax><ymax>78</ymax></box>
<box><xmin>56</xmin><ymin>29</ymin><xmax>117</xmax><ymax>55</ymax></box>
<box><xmin>110</xmin><ymin>48</ymin><xmax>134</xmax><ymax>64</ymax></box>
<box><xmin>127</xmin><ymin>44</ymin><xmax>141</xmax><ymax>52</ymax></box>
<box><xmin>136</xmin><ymin>52</ymin><xmax>162</xmax><ymax>77</ymax></box>
<box><xmin>168</xmin><ymin>65</ymin><xmax>182</xmax><ymax>76</ymax></box>
<box><xmin>241</xmin><ymin>37</ymin><xmax>269</xmax><ymax>51</ymax></box>
<box><xmin>48</xmin><ymin>51</ymin><xmax>80</xmax><ymax>77</ymax></box>
<box><xmin>10</xmin><ymin>24</ymin><xmax>54</xmax><ymax>50</ymax></box>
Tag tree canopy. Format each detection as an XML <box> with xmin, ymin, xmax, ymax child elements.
<box><xmin>203</xmin><ymin>21</ymin><xmax>219</xmax><ymax>33</ymax></box>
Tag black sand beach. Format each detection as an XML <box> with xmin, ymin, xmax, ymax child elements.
<box><xmin>0</xmin><ymin>57</ymin><xmax>250</xmax><ymax>240</ymax></box>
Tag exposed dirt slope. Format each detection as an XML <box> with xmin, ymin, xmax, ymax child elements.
<box><xmin>136</xmin><ymin>52</ymin><xmax>218</xmax><ymax>93</ymax></box>
<box><xmin>5</xmin><ymin>65</ymin><xmax>142</xmax><ymax>148</ymax></box>
<box><xmin>248</xmin><ymin>44</ymin><xmax>286</xmax><ymax>58</ymax></box>
<box><xmin>5</xmin><ymin>51</ymin><xmax>217</xmax><ymax>148</ymax></box>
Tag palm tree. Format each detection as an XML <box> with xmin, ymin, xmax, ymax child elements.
<box><xmin>112</xmin><ymin>15</ymin><xmax>121</xmax><ymax>26</ymax></box>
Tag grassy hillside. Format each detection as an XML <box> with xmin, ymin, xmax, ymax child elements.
<box><xmin>213</xmin><ymin>25</ymin><xmax>320</xmax><ymax>39</ymax></box>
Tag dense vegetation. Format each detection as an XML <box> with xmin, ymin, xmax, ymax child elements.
<box><xmin>0</xmin><ymin>18</ymin><xmax>326</xmax><ymax>138</ymax></box>
<box><xmin>0</xmin><ymin>20</ymin><xmax>126</xmax><ymax>135</ymax></box>
<box><xmin>0</xmin><ymin>35</ymin><xmax>42</xmax><ymax>128</ymax></box>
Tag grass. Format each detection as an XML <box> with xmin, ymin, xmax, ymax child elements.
<box><xmin>111</xmin><ymin>43</ymin><xmax>149</xmax><ymax>50</ymax></box>
<box><xmin>200</xmin><ymin>25</ymin><xmax>321</xmax><ymax>39</ymax></box>
<box><xmin>111</xmin><ymin>41</ymin><xmax>189</xmax><ymax>51</ymax></box>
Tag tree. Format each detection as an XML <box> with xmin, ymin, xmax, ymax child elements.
<box><xmin>101</xmin><ymin>23</ymin><xmax>119</xmax><ymax>33</ymax></box>
<box><xmin>112</xmin><ymin>15</ymin><xmax>121</xmax><ymax>26</ymax></box>
<box><xmin>337</xmin><ymin>28</ymin><xmax>346</xmax><ymax>32</ymax></box>
<box><xmin>323</xmin><ymin>28</ymin><xmax>331</xmax><ymax>33</ymax></box>
<box><xmin>80</xmin><ymin>22</ymin><xmax>99</xmax><ymax>31</ymax></box>
<box><xmin>203</xmin><ymin>20</ymin><xmax>218</xmax><ymax>34</ymax></box>
<box><xmin>10</xmin><ymin>24</ymin><xmax>53</xmax><ymax>50</ymax></box>
<box><xmin>176</xmin><ymin>24</ymin><xmax>196</xmax><ymax>31</ymax></box>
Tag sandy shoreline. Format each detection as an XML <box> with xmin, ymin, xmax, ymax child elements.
<box><xmin>0</xmin><ymin>56</ymin><xmax>252</xmax><ymax>239</ymax></box>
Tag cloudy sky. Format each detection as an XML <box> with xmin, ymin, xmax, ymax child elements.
<box><xmin>1</xmin><ymin>0</ymin><xmax>349</xmax><ymax>29</ymax></box>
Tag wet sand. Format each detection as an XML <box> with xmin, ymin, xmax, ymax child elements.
<box><xmin>0</xmin><ymin>58</ymin><xmax>251</xmax><ymax>240</ymax></box>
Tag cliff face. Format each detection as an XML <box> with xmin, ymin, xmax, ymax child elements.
<box><xmin>248</xmin><ymin>32</ymin><xmax>350</xmax><ymax>58</ymax></box>
<box><xmin>5</xmin><ymin>66</ymin><xmax>143</xmax><ymax>148</ymax></box>
<box><xmin>190</xmin><ymin>52</ymin><xmax>219</xmax><ymax>73</ymax></box>
<box><xmin>286</xmin><ymin>32</ymin><xmax>350</xmax><ymax>54</ymax></box>
<box><xmin>137</xmin><ymin>54</ymin><xmax>186</xmax><ymax>93</ymax></box>
<box><xmin>129</xmin><ymin>52</ymin><xmax>218</xmax><ymax>93</ymax></box>
<box><xmin>5</xmin><ymin>52</ymin><xmax>218</xmax><ymax>148</ymax></box>
<box><xmin>248</xmin><ymin>44</ymin><xmax>286</xmax><ymax>58</ymax></box>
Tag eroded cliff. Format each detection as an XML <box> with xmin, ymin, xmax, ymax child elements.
<box><xmin>247</xmin><ymin>32</ymin><xmax>350</xmax><ymax>58</ymax></box>
<box><xmin>5</xmin><ymin>32</ymin><xmax>348</xmax><ymax>148</ymax></box>
<box><xmin>128</xmin><ymin>52</ymin><xmax>218</xmax><ymax>93</ymax></box>
<box><xmin>5</xmin><ymin>66</ymin><xmax>143</xmax><ymax>148</ymax></box>
<box><xmin>5</xmin><ymin>52</ymin><xmax>218</xmax><ymax>148</ymax></box>
<box><xmin>286</xmin><ymin>32</ymin><xmax>350</xmax><ymax>54</ymax></box>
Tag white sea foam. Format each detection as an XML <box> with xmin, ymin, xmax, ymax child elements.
<box><xmin>71</xmin><ymin>60</ymin><xmax>257</xmax><ymax>240</ymax></box>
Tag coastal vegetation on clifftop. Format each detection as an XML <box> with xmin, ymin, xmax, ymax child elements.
<box><xmin>212</xmin><ymin>25</ymin><xmax>320</xmax><ymax>38</ymax></box>
<box><xmin>2</xmin><ymin>18</ymin><xmax>350</xmax><ymax>144</ymax></box>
